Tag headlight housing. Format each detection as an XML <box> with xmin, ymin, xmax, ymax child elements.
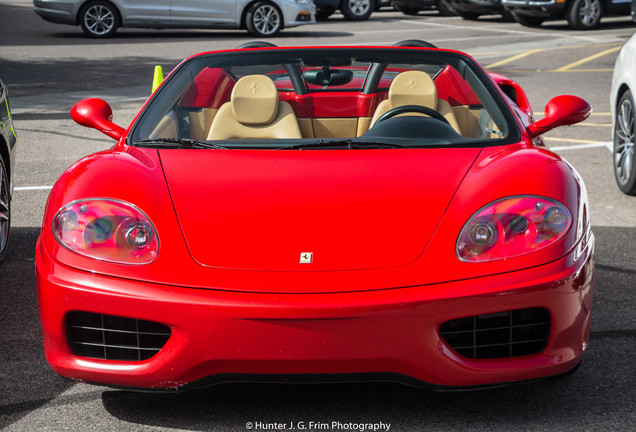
<box><xmin>457</xmin><ymin>196</ymin><xmax>572</xmax><ymax>263</ymax></box>
<box><xmin>53</xmin><ymin>199</ymin><xmax>159</xmax><ymax>265</ymax></box>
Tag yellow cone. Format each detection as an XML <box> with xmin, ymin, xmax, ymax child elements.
<box><xmin>152</xmin><ymin>65</ymin><xmax>164</xmax><ymax>93</ymax></box>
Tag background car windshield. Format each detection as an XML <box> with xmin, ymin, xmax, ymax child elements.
<box><xmin>130</xmin><ymin>48</ymin><xmax>518</xmax><ymax>148</ymax></box>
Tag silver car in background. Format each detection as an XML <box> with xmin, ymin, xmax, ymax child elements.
<box><xmin>33</xmin><ymin>0</ymin><xmax>315</xmax><ymax>38</ymax></box>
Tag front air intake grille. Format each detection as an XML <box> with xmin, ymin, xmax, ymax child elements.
<box><xmin>439</xmin><ymin>308</ymin><xmax>550</xmax><ymax>359</ymax></box>
<box><xmin>66</xmin><ymin>312</ymin><xmax>171</xmax><ymax>361</ymax></box>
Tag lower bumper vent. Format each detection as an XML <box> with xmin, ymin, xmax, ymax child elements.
<box><xmin>439</xmin><ymin>308</ymin><xmax>550</xmax><ymax>359</ymax></box>
<box><xmin>66</xmin><ymin>312</ymin><xmax>171</xmax><ymax>361</ymax></box>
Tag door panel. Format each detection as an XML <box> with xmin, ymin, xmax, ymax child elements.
<box><xmin>170</xmin><ymin>0</ymin><xmax>237</xmax><ymax>25</ymax></box>
<box><xmin>118</xmin><ymin>0</ymin><xmax>170</xmax><ymax>24</ymax></box>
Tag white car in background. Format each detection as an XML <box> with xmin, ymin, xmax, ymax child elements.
<box><xmin>610</xmin><ymin>34</ymin><xmax>636</xmax><ymax>196</ymax></box>
<box><xmin>33</xmin><ymin>0</ymin><xmax>315</xmax><ymax>38</ymax></box>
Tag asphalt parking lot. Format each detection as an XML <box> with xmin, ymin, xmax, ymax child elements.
<box><xmin>1</xmin><ymin>1</ymin><xmax>636</xmax><ymax>430</ymax></box>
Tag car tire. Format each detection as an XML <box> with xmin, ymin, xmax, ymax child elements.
<box><xmin>457</xmin><ymin>11</ymin><xmax>480</xmax><ymax>20</ymax></box>
<box><xmin>566</xmin><ymin>0</ymin><xmax>602</xmax><ymax>29</ymax></box>
<box><xmin>511</xmin><ymin>11</ymin><xmax>545</xmax><ymax>27</ymax></box>
<box><xmin>341</xmin><ymin>0</ymin><xmax>375</xmax><ymax>20</ymax></box>
<box><xmin>437</xmin><ymin>0</ymin><xmax>457</xmax><ymax>16</ymax></box>
<box><xmin>316</xmin><ymin>7</ymin><xmax>336</xmax><ymax>19</ymax></box>
<box><xmin>0</xmin><ymin>157</ymin><xmax>10</xmax><ymax>263</ymax></box>
<box><xmin>394</xmin><ymin>4</ymin><xmax>422</xmax><ymax>15</ymax></box>
<box><xmin>501</xmin><ymin>8</ymin><xmax>515</xmax><ymax>22</ymax></box>
<box><xmin>79</xmin><ymin>1</ymin><xmax>120</xmax><ymax>38</ymax></box>
<box><xmin>613</xmin><ymin>90</ymin><xmax>636</xmax><ymax>195</ymax></box>
<box><xmin>245</xmin><ymin>1</ymin><xmax>283</xmax><ymax>37</ymax></box>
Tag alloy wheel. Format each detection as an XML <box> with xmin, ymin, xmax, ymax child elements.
<box><xmin>347</xmin><ymin>0</ymin><xmax>371</xmax><ymax>16</ymax></box>
<box><xmin>253</xmin><ymin>4</ymin><xmax>281</xmax><ymax>36</ymax></box>
<box><xmin>84</xmin><ymin>5</ymin><xmax>116</xmax><ymax>37</ymax></box>
<box><xmin>615</xmin><ymin>96</ymin><xmax>635</xmax><ymax>187</ymax></box>
<box><xmin>579</xmin><ymin>0</ymin><xmax>601</xmax><ymax>27</ymax></box>
<box><xmin>0</xmin><ymin>158</ymin><xmax>9</xmax><ymax>260</ymax></box>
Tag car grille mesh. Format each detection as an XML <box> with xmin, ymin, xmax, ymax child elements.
<box><xmin>439</xmin><ymin>308</ymin><xmax>550</xmax><ymax>359</ymax></box>
<box><xmin>66</xmin><ymin>312</ymin><xmax>171</xmax><ymax>361</ymax></box>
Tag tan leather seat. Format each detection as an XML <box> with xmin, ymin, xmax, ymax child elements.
<box><xmin>207</xmin><ymin>74</ymin><xmax>302</xmax><ymax>140</ymax></box>
<box><xmin>369</xmin><ymin>70</ymin><xmax>461</xmax><ymax>134</ymax></box>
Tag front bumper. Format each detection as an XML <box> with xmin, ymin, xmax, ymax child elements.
<box><xmin>33</xmin><ymin>0</ymin><xmax>77</xmax><ymax>25</ymax></box>
<box><xmin>313</xmin><ymin>0</ymin><xmax>341</xmax><ymax>9</ymax></box>
<box><xmin>280</xmin><ymin>0</ymin><xmax>316</xmax><ymax>27</ymax></box>
<box><xmin>448</xmin><ymin>0</ymin><xmax>503</xmax><ymax>14</ymax></box>
<box><xmin>37</xmin><ymin>235</ymin><xmax>594</xmax><ymax>390</ymax></box>
<box><xmin>501</xmin><ymin>0</ymin><xmax>566</xmax><ymax>17</ymax></box>
<box><xmin>391</xmin><ymin>0</ymin><xmax>438</xmax><ymax>9</ymax></box>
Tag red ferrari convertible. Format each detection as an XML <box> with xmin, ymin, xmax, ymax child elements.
<box><xmin>36</xmin><ymin>42</ymin><xmax>595</xmax><ymax>390</ymax></box>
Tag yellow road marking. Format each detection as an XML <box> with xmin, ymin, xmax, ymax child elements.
<box><xmin>469</xmin><ymin>42</ymin><xmax>622</xmax><ymax>57</ymax></box>
<box><xmin>485</xmin><ymin>49</ymin><xmax>543</xmax><ymax>69</ymax></box>
<box><xmin>556</xmin><ymin>46</ymin><xmax>621</xmax><ymax>72</ymax></box>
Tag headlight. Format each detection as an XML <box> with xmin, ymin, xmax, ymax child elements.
<box><xmin>457</xmin><ymin>196</ymin><xmax>572</xmax><ymax>262</ymax></box>
<box><xmin>53</xmin><ymin>199</ymin><xmax>159</xmax><ymax>265</ymax></box>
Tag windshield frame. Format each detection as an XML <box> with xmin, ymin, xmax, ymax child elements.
<box><xmin>128</xmin><ymin>47</ymin><xmax>522</xmax><ymax>149</ymax></box>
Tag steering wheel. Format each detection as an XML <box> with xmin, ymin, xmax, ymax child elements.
<box><xmin>375</xmin><ymin>105</ymin><xmax>450</xmax><ymax>125</ymax></box>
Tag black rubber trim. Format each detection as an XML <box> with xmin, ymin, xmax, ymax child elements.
<box><xmin>85</xmin><ymin>364</ymin><xmax>582</xmax><ymax>393</ymax></box>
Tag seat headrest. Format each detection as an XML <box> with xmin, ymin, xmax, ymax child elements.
<box><xmin>231</xmin><ymin>75</ymin><xmax>279</xmax><ymax>125</ymax></box>
<box><xmin>388</xmin><ymin>71</ymin><xmax>437</xmax><ymax>109</ymax></box>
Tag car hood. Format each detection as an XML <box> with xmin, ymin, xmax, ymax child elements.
<box><xmin>159</xmin><ymin>148</ymin><xmax>481</xmax><ymax>271</ymax></box>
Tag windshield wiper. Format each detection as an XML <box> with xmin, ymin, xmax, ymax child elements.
<box><xmin>276</xmin><ymin>139</ymin><xmax>403</xmax><ymax>150</ymax></box>
<box><xmin>133</xmin><ymin>138</ymin><xmax>228</xmax><ymax>150</ymax></box>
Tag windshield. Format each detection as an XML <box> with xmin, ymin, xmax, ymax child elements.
<box><xmin>130</xmin><ymin>47</ymin><xmax>520</xmax><ymax>149</ymax></box>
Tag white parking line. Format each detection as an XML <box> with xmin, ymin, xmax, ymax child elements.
<box><xmin>15</xmin><ymin>186</ymin><xmax>53</xmax><ymax>191</ymax></box>
<box><xmin>548</xmin><ymin>141</ymin><xmax>613</xmax><ymax>152</ymax></box>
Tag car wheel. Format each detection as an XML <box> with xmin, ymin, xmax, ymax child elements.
<box><xmin>245</xmin><ymin>1</ymin><xmax>283</xmax><ymax>37</ymax></box>
<box><xmin>316</xmin><ymin>7</ymin><xmax>336</xmax><ymax>19</ymax></box>
<box><xmin>511</xmin><ymin>11</ymin><xmax>545</xmax><ymax>27</ymax></box>
<box><xmin>0</xmin><ymin>157</ymin><xmax>10</xmax><ymax>263</ymax></box>
<box><xmin>341</xmin><ymin>0</ymin><xmax>375</xmax><ymax>20</ymax></box>
<box><xmin>566</xmin><ymin>0</ymin><xmax>602</xmax><ymax>29</ymax></box>
<box><xmin>394</xmin><ymin>4</ymin><xmax>422</xmax><ymax>15</ymax></box>
<box><xmin>457</xmin><ymin>11</ymin><xmax>480</xmax><ymax>20</ymax></box>
<box><xmin>501</xmin><ymin>8</ymin><xmax>515</xmax><ymax>22</ymax></box>
<box><xmin>79</xmin><ymin>1</ymin><xmax>120</xmax><ymax>38</ymax></box>
<box><xmin>614</xmin><ymin>90</ymin><xmax>636</xmax><ymax>195</ymax></box>
<box><xmin>437</xmin><ymin>0</ymin><xmax>457</xmax><ymax>16</ymax></box>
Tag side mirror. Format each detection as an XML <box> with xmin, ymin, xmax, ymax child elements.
<box><xmin>71</xmin><ymin>98</ymin><xmax>125</xmax><ymax>141</ymax></box>
<box><xmin>527</xmin><ymin>95</ymin><xmax>591</xmax><ymax>139</ymax></box>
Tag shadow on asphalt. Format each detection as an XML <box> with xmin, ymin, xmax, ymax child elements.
<box><xmin>0</xmin><ymin>227</ymin><xmax>75</xmax><ymax>428</ymax></box>
<box><xmin>98</xmin><ymin>347</ymin><xmax>630</xmax><ymax>431</ymax></box>
<box><xmin>1</xmin><ymin>223</ymin><xmax>635</xmax><ymax>430</ymax></box>
<box><xmin>98</xmin><ymin>226</ymin><xmax>636</xmax><ymax>430</ymax></box>
<box><xmin>1</xmin><ymin>57</ymin><xmax>177</xmax><ymax>99</ymax></box>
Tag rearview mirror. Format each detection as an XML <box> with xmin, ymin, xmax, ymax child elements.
<box><xmin>527</xmin><ymin>95</ymin><xmax>591</xmax><ymax>139</ymax></box>
<box><xmin>303</xmin><ymin>69</ymin><xmax>354</xmax><ymax>86</ymax></box>
<box><xmin>71</xmin><ymin>98</ymin><xmax>125</xmax><ymax>141</ymax></box>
